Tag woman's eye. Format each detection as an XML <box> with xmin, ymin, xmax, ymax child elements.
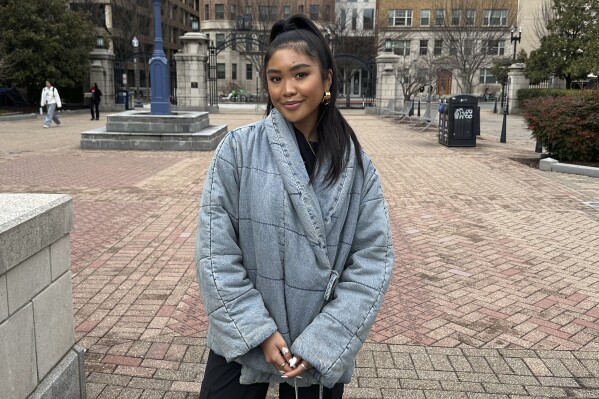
<box><xmin>296</xmin><ymin>72</ymin><xmax>308</xmax><ymax>79</ymax></box>
<box><xmin>269</xmin><ymin>77</ymin><xmax>281</xmax><ymax>83</ymax></box>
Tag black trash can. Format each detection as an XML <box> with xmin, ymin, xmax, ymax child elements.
<box><xmin>438</xmin><ymin>95</ymin><xmax>479</xmax><ymax>147</ymax></box>
<box><xmin>116</xmin><ymin>90</ymin><xmax>131</xmax><ymax>110</ymax></box>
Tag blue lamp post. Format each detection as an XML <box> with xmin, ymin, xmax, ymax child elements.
<box><xmin>150</xmin><ymin>0</ymin><xmax>172</xmax><ymax>115</ymax></box>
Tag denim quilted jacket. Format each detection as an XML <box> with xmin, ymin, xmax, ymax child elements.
<box><xmin>196</xmin><ymin>109</ymin><xmax>394</xmax><ymax>388</ymax></box>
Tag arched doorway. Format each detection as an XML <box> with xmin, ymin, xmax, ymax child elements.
<box><xmin>437</xmin><ymin>69</ymin><xmax>452</xmax><ymax>95</ymax></box>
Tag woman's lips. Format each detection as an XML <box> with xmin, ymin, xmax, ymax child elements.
<box><xmin>282</xmin><ymin>101</ymin><xmax>302</xmax><ymax>110</ymax></box>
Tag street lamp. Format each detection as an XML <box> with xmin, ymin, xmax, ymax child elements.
<box><xmin>191</xmin><ymin>17</ymin><xmax>199</xmax><ymax>32</ymax></box>
<box><xmin>510</xmin><ymin>26</ymin><xmax>522</xmax><ymax>61</ymax></box>
<box><xmin>384</xmin><ymin>39</ymin><xmax>392</xmax><ymax>52</ymax></box>
<box><xmin>95</xmin><ymin>35</ymin><xmax>104</xmax><ymax>49</ymax></box>
<box><xmin>131</xmin><ymin>36</ymin><xmax>143</xmax><ymax>108</ymax></box>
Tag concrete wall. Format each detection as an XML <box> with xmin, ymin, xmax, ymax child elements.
<box><xmin>0</xmin><ymin>193</ymin><xmax>86</xmax><ymax>399</ymax></box>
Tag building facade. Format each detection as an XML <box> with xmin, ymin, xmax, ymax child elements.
<box><xmin>377</xmin><ymin>0</ymin><xmax>519</xmax><ymax>97</ymax></box>
<box><xmin>334</xmin><ymin>0</ymin><xmax>377</xmax><ymax>99</ymax></box>
<box><xmin>71</xmin><ymin>0</ymin><xmax>200</xmax><ymax>95</ymax></box>
<box><xmin>200</xmin><ymin>0</ymin><xmax>335</xmax><ymax>98</ymax></box>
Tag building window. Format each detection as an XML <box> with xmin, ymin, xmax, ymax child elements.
<box><xmin>434</xmin><ymin>39</ymin><xmax>443</xmax><ymax>55</ymax></box>
<box><xmin>464</xmin><ymin>39</ymin><xmax>474</xmax><ymax>56</ymax></box>
<box><xmin>216</xmin><ymin>33</ymin><xmax>225</xmax><ymax>48</ymax></box>
<box><xmin>363</xmin><ymin>8</ymin><xmax>374</xmax><ymax>30</ymax></box>
<box><xmin>230</xmin><ymin>5</ymin><xmax>236</xmax><ymax>20</ymax></box>
<box><xmin>449</xmin><ymin>40</ymin><xmax>458</xmax><ymax>55</ymax></box>
<box><xmin>283</xmin><ymin>5</ymin><xmax>291</xmax><ymax>19</ymax></box>
<box><xmin>259</xmin><ymin>6</ymin><xmax>269</xmax><ymax>21</ymax></box>
<box><xmin>483</xmin><ymin>40</ymin><xmax>506</xmax><ymax>55</ymax></box>
<box><xmin>451</xmin><ymin>9</ymin><xmax>460</xmax><ymax>25</ymax></box>
<box><xmin>340</xmin><ymin>9</ymin><xmax>346</xmax><ymax>29</ymax></box>
<box><xmin>215</xmin><ymin>4</ymin><xmax>224</xmax><ymax>20</ymax></box>
<box><xmin>388</xmin><ymin>9</ymin><xmax>412</xmax><ymax>26</ymax></box>
<box><xmin>217</xmin><ymin>63</ymin><xmax>225</xmax><ymax>79</ymax></box>
<box><xmin>298</xmin><ymin>5</ymin><xmax>304</xmax><ymax>14</ymax></box>
<box><xmin>352</xmin><ymin>9</ymin><xmax>357</xmax><ymax>30</ymax></box>
<box><xmin>245</xmin><ymin>34</ymin><xmax>252</xmax><ymax>51</ymax></box>
<box><xmin>324</xmin><ymin>5</ymin><xmax>331</xmax><ymax>20</ymax></box>
<box><xmin>310</xmin><ymin>4</ymin><xmax>319</xmax><ymax>20</ymax></box>
<box><xmin>483</xmin><ymin>9</ymin><xmax>508</xmax><ymax>26</ymax></box>
<box><xmin>420</xmin><ymin>10</ymin><xmax>430</xmax><ymax>26</ymax></box>
<box><xmin>204</xmin><ymin>4</ymin><xmax>209</xmax><ymax>20</ymax></box>
<box><xmin>245</xmin><ymin>6</ymin><xmax>251</xmax><ymax>15</ymax></box>
<box><xmin>393</xmin><ymin>40</ymin><xmax>411</xmax><ymax>56</ymax></box>
<box><xmin>246</xmin><ymin>64</ymin><xmax>252</xmax><ymax>80</ymax></box>
<box><xmin>231</xmin><ymin>33</ymin><xmax>237</xmax><ymax>50</ymax></box>
<box><xmin>435</xmin><ymin>9</ymin><xmax>444</xmax><ymax>26</ymax></box>
<box><xmin>232</xmin><ymin>63</ymin><xmax>237</xmax><ymax>80</ymax></box>
<box><xmin>479</xmin><ymin>68</ymin><xmax>497</xmax><ymax>84</ymax></box>
<box><xmin>259</xmin><ymin>34</ymin><xmax>268</xmax><ymax>51</ymax></box>
<box><xmin>419</xmin><ymin>40</ymin><xmax>428</xmax><ymax>56</ymax></box>
<box><xmin>466</xmin><ymin>9</ymin><xmax>476</xmax><ymax>26</ymax></box>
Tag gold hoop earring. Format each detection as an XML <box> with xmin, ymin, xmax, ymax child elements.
<box><xmin>322</xmin><ymin>91</ymin><xmax>331</xmax><ymax>106</ymax></box>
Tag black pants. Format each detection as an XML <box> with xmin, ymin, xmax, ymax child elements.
<box><xmin>90</xmin><ymin>102</ymin><xmax>100</xmax><ymax>120</ymax></box>
<box><xmin>199</xmin><ymin>350</ymin><xmax>344</xmax><ymax>399</ymax></box>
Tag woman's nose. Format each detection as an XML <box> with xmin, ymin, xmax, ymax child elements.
<box><xmin>282</xmin><ymin>79</ymin><xmax>296</xmax><ymax>96</ymax></box>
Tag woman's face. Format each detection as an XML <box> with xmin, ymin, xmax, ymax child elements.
<box><xmin>266</xmin><ymin>48</ymin><xmax>331</xmax><ymax>137</ymax></box>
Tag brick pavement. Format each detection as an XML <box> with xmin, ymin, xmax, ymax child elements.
<box><xmin>1</xmin><ymin>108</ymin><xmax>598</xmax><ymax>398</ymax></box>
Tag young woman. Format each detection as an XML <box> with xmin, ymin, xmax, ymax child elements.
<box><xmin>196</xmin><ymin>15</ymin><xmax>394</xmax><ymax>399</ymax></box>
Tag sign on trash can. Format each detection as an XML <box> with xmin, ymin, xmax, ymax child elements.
<box><xmin>438</xmin><ymin>95</ymin><xmax>479</xmax><ymax>147</ymax></box>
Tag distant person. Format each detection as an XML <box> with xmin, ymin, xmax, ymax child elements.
<box><xmin>90</xmin><ymin>83</ymin><xmax>102</xmax><ymax>120</ymax></box>
<box><xmin>40</xmin><ymin>80</ymin><xmax>61</xmax><ymax>128</ymax></box>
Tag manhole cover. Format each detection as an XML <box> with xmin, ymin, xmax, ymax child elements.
<box><xmin>583</xmin><ymin>201</ymin><xmax>599</xmax><ymax>208</ymax></box>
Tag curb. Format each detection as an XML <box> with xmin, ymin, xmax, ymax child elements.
<box><xmin>0</xmin><ymin>113</ymin><xmax>38</xmax><ymax>122</ymax></box>
<box><xmin>539</xmin><ymin>157</ymin><xmax>599</xmax><ymax>178</ymax></box>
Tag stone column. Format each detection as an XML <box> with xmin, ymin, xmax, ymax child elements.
<box><xmin>89</xmin><ymin>47</ymin><xmax>123</xmax><ymax>111</ymax></box>
<box><xmin>174</xmin><ymin>32</ymin><xmax>209</xmax><ymax>111</ymax></box>
<box><xmin>375</xmin><ymin>53</ymin><xmax>400</xmax><ymax>110</ymax></box>
<box><xmin>507</xmin><ymin>63</ymin><xmax>529</xmax><ymax>114</ymax></box>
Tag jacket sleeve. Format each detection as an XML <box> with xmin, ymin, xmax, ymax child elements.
<box><xmin>40</xmin><ymin>89</ymin><xmax>45</xmax><ymax>107</ymax></box>
<box><xmin>195</xmin><ymin>133</ymin><xmax>278</xmax><ymax>361</ymax></box>
<box><xmin>291</xmin><ymin>161</ymin><xmax>394</xmax><ymax>388</ymax></box>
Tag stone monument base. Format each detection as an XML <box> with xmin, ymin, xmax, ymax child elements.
<box><xmin>80</xmin><ymin>110</ymin><xmax>227</xmax><ymax>151</ymax></box>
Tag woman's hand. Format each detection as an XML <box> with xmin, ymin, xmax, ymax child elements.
<box><xmin>260</xmin><ymin>331</ymin><xmax>293</xmax><ymax>373</ymax></box>
<box><xmin>283</xmin><ymin>357</ymin><xmax>313</xmax><ymax>378</ymax></box>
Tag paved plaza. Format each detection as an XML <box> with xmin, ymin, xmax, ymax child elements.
<box><xmin>1</xmin><ymin>106</ymin><xmax>598</xmax><ymax>398</ymax></box>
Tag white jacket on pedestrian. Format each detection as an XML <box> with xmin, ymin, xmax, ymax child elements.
<box><xmin>40</xmin><ymin>86</ymin><xmax>62</xmax><ymax>108</ymax></box>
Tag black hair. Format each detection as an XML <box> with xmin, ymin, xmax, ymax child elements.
<box><xmin>264</xmin><ymin>15</ymin><xmax>363</xmax><ymax>184</ymax></box>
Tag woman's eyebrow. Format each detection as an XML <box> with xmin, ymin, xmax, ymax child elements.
<box><xmin>266</xmin><ymin>63</ymin><xmax>313</xmax><ymax>74</ymax></box>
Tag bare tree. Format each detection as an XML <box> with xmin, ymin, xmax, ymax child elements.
<box><xmin>431</xmin><ymin>0</ymin><xmax>517</xmax><ymax>94</ymax></box>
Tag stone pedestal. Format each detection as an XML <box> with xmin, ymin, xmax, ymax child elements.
<box><xmin>376</xmin><ymin>53</ymin><xmax>400</xmax><ymax>110</ymax></box>
<box><xmin>0</xmin><ymin>194</ymin><xmax>86</xmax><ymax>399</ymax></box>
<box><xmin>89</xmin><ymin>48</ymin><xmax>124</xmax><ymax>112</ymax></box>
<box><xmin>175</xmin><ymin>32</ymin><xmax>209</xmax><ymax>111</ymax></box>
<box><xmin>80</xmin><ymin>110</ymin><xmax>227</xmax><ymax>151</ymax></box>
<box><xmin>507</xmin><ymin>63</ymin><xmax>529</xmax><ymax>115</ymax></box>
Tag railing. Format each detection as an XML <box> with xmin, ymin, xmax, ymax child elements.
<box><xmin>336</xmin><ymin>96</ymin><xmax>375</xmax><ymax>109</ymax></box>
<box><xmin>529</xmin><ymin>79</ymin><xmax>552</xmax><ymax>89</ymax></box>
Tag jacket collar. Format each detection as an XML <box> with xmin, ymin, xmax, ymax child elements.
<box><xmin>265</xmin><ymin>109</ymin><xmax>356</xmax><ymax>269</ymax></box>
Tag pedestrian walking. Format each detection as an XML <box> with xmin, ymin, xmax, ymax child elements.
<box><xmin>40</xmin><ymin>80</ymin><xmax>61</xmax><ymax>128</ymax></box>
<box><xmin>90</xmin><ymin>82</ymin><xmax>102</xmax><ymax>120</ymax></box>
<box><xmin>195</xmin><ymin>14</ymin><xmax>394</xmax><ymax>399</ymax></box>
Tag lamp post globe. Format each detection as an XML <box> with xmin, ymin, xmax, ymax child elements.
<box><xmin>131</xmin><ymin>36</ymin><xmax>143</xmax><ymax>108</ymax></box>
